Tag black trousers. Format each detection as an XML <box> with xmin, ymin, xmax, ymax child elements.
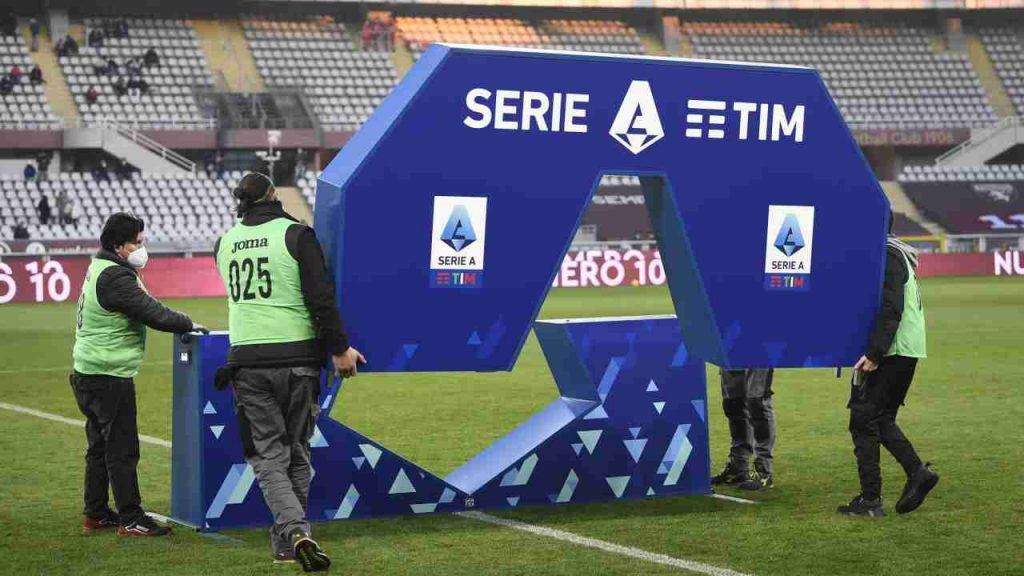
<box><xmin>720</xmin><ymin>369</ymin><xmax>776</xmax><ymax>473</ymax></box>
<box><xmin>70</xmin><ymin>372</ymin><xmax>144</xmax><ymax>522</ymax></box>
<box><xmin>848</xmin><ymin>355</ymin><xmax>923</xmax><ymax>501</ymax></box>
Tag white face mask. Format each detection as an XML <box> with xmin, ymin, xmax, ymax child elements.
<box><xmin>126</xmin><ymin>246</ymin><xmax>149</xmax><ymax>269</ymax></box>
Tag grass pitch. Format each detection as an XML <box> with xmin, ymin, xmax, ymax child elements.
<box><xmin>0</xmin><ymin>278</ymin><xmax>1022</xmax><ymax>575</ymax></box>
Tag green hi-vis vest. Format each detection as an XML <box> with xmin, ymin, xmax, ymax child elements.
<box><xmin>216</xmin><ymin>218</ymin><xmax>316</xmax><ymax>347</ymax></box>
<box><xmin>73</xmin><ymin>259</ymin><xmax>147</xmax><ymax>378</ymax></box>
<box><xmin>887</xmin><ymin>249</ymin><xmax>927</xmax><ymax>359</ymax></box>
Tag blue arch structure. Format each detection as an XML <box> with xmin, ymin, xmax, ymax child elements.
<box><xmin>171</xmin><ymin>46</ymin><xmax>889</xmax><ymax>529</ymax></box>
<box><xmin>316</xmin><ymin>44</ymin><xmax>889</xmax><ymax>371</ymax></box>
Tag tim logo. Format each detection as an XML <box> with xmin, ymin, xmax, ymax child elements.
<box><xmin>609</xmin><ymin>80</ymin><xmax>664</xmax><ymax>155</ymax></box>
<box><xmin>764</xmin><ymin>205</ymin><xmax>815</xmax><ymax>292</ymax></box>
<box><xmin>430</xmin><ymin>196</ymin><xmax>487</xmax><ymax>289</ymax></box>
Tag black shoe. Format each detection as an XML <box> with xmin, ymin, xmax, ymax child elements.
<box><xmin>837</xmin><ymin>495</ymin><xmax>885</xmax><ymax>517</ymax></box>
<box><xmin>291</xmin><ymin>530</ymin><xmax>331</xmax><ymax>573</ymax></box>
<box><xmin>895</xmin><ymin>463</ymin><xmax>939</xmax><ymax>514</ymax></box>
<box><xmin>740</xmin><ymin>461</ymin><xmax>774</xmax><ymax>491</ymax></box>
<box><xmin>711</xmin><ymin>462</ymin><xmax>749</xmax><ymax>486</ymax></box>
<box><xmin>117</xmin><ymin>514</ymin><xmax>172</xmax><ymax>537</ymax></box>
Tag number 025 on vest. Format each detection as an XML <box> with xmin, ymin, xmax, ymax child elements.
<box><xmin>216</xmin><ymin>218</ymin><xmax>315</xmax><ymax>346</ymax></box>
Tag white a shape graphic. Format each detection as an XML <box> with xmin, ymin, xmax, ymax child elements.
<box><xmin>609</xmin><ymin>80</ymin><xmax>664</xmax><ymax>155</ymax></box>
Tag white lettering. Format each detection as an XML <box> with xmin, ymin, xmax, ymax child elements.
<box><xmin>771</xmin><ymin>104</ymin><xmax>805</xmax><ymax>142</ymax></box>
<box><xmin>733</xmin><ymin>102</ymin><xmax>757</xmax><ymax>140</ymax></box>
<box><xmin>521</xmin><ymin>91</ymin><xmax>549</xmax><ymax>131</ymax></box>
<box><xmin>463</xmin><ymin>88</ymin><xmax>492</xmax><ymax>129</ymax></box>
<box><xmin>564</xmin><ymin>94</ymin><xmax>588</xmax><ymax>133</ymax></box>
<box><xmin>494</xmin><ymin>90</ymin><xmax>520</xmax><ymax>130</ymax></box>
<box><xmin>994</xmin><ymin>250</ymin><xmax>1013</xmax><ymax>275</ymax></box>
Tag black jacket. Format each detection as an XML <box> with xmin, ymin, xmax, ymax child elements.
<box><xmin>865</xmin><ymin>245</ymin><xmax>909</xmax><ymax>363</ymax></box>
<box><xmin>94</xmin><ymin>250</ymin><xmax>193</xmax><ymax>333</ymax></box>
<box><xmin>214</xmin><ymin>202</ymin><xmax>349</xmax><ymax>368</ymax></box>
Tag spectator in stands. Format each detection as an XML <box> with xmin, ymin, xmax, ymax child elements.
<box><xmin>56</xmin><ymin>189</ymin><xmax>68</xmax><ymax>224</ymax></box>
<box><xmin>13</xmin><ymin>221</ymin><xmax>29</xmax><ymax>240</ymax></box>
<box><xmin>56</xmin><ymin>34</ymin><xmax>79</xmax><ymax>57</ymax></box>
<box><xmin>64</xmin><ymin>198</ymin><xmax>79</xmax><ymax>225</ymax></box>
<box><xmin>29</xmin><ymin>65</ymin><xmax>43</xmax><ymax>85</ymax></box>
<box><xmin>86</xmin><ymin>85</ymin><xmax>99</xmax><ymax>105</ymax></box>
<box><xmin>114</xmin><ymin>19</ymin><xmax>129</xmax><ymax>39</ymax></box>
<box><xmin>362</xmin><ymin>20</ymin><xmax>372</xmax><ymax>50</ymax></box>
<box><xmin>23</xmin><ymin>163</ymin><xmax>36</xmax><ymax>182</ymax></box>
<box><xmin>143</xmin><ymin>47</ymin><xmax>159</xmax><ymax>68</ymax></box>
<box><xmin>116</xmin><ymin>158</ymin><xmax>134</xmax><ymax>181</ymax></box>
<box><xmin>36</xmin><ymin>151</ymin><xmax>51</xmax><ymax>181</ymax></box>
<box><xmin>112</xmin><ymin>76</ymin><xmax>127</xmax><ymax>97</ymax></box>
<box><xmin>37</xmin><ymin>195</ymin><xmax>51</xmax><ymax>225</ymax></box>
<box><xmin>107</xmin><ymin>58</ymin><xmax>120</xmax><ymax>77</ymax></box>
<box><xmin>29</xmin><ymin>18</ymin><xmax>41</xmax><ymax>52</ymax></box>
<box><xmin>0</xmin><ymin>75</ymin><xmax>13</xmax><ymax>96</ymax></box>
<box><xmin>88</xmin><ymin>28</ymin><xmax>105</xmax><ymax>48</ymax></box>
<box><xmin>9</xmin><ymin>64</ymin><xmax>22</xmax><ymax>84</ymax></box>
<box><xmin>125</xmin><ymin>57</ymin><xmax>141</xmax><ymax>77</ymax></box>
<box><xmin>93</xmin><ymin>160</ymin><xmax>110</xmax><ymax>183</ymax></box>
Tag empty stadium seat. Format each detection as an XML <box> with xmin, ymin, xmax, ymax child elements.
<box><xmin>0</xmin><ymin>33</ymin><xmax>61</xmax><ymax>128</ymax></box>
<box><xmin>243</xmin><ymin>17</ymin><xmax>398</xmax><ymax>132</ymax></box>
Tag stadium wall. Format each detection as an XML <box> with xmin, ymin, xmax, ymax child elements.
<box><xmin>1</xmin><ymin>249</ymin><xmax>1022</xmax><ymax>304</ymax></box>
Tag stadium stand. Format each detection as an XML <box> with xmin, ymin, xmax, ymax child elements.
<box><xmin>244</xmin><ymin>17</ymin><xmax>397</xmax><ymax>132</ymax></box>
<box><xmin>396</xmin><ymin>17</ymin><xmax>645</xmax><ymax>59</ymax></box>
<box><xmin>0</xmin><ymin>171</ymin><xmax>235</xmax><ymax>243</ymax></box>
<box><xmin>59</xmin><ymin>17</ymin><xmax>215</xmax><ymax>129</ymax></box>
<box><xmin>0</xmin><ymin>30</ymin><xmax>61</xmax><ymax>129</ymax></box>
<box><xmin>978</xmin><ymin>25</ymin><xmax>1024</xmax><ymax>116</ymax></box>
<box><xmin>900</xmin><ymin>171</ymin><xmax>1024</xmax><ymax>233</ymax></box>
<box><xmin>899</xmin><ymin>164</ymin><xmax>1024</xmax><ymax>181</ymax></box>
<box><xmin>683</xmin><ymin>20</ymin><xmax>997</xmax><ymax>129</ymax></box>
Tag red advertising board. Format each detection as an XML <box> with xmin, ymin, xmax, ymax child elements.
<box><xmin>0</xmin><ymin>249</ymin><xmax>1020</xmax><ymax>304</ymax></box>
<box><xmin>0</xmin><ymin>255</ymin><xmax>226</xmax><ymax>305</ymax></box>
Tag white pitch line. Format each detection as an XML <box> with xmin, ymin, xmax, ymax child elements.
<box><xmin>1</xmin><ymin>400</ymin><xmax>753</xmax><ymax>575</ymax></box>
<box><xmin>710</xmin><ymin>493</ymin><xmax>758</xmax><ymax>505</ymax></box>
<box><xmin>457</xmin><ymin>511</ymin><xmax>753</xmax><ymax>576</ymax></box>
<box><xmin>0</xmin><ymin>401</ymin><xmax>171</xmax><ymax>448</ymax></box>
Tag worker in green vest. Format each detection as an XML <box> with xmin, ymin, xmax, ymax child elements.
<box><xmin>72</xmin><ymin>212</ymin><xmax>208</xmax><ymax>537</ymax></box>
<box><xmin>839</xmin><ymin>216</ymin><xmax>939</xmax><ymax>517</ymax></box>
<box><xmin>215</xmin><ymin>172</ymin><xmax>364</xmax><ymax>572</ymax></box>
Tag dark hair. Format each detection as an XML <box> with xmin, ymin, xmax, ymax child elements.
<box><xmin>100</xmin><ymin>212</ymin><xmax>145</xmax><ymax>252</ymax></box>
<box><xmin>232</xmin><ymin>172</ymin><xmax>275</xmax><ymax>217</ymax></box>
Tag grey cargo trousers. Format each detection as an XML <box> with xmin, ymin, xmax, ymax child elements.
<box><xmin>720</xmin><ymin>368</ymin><xmax>776</xmax><ymax>474</ymax></box>
<box><xmin>233</xmin><ymin>366</ymin><xmax>320</xmax><ymax>554</ymax></box>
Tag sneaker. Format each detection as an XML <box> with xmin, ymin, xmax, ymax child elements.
<box><xmin>739</xmin><ymin>461</ymin><xmax>774</xmax><ymax>491</ymax></box>
<box><xmin>837</xmin><ymin>495</ymin><xmax>885</xmax><ymax>517</ymax></box>
<box><xmin>117</xmin><ymin>515</ymin><xmax>172</xmax><ymax>537</ymax></box>
<box><xmin>895</xmin><ymin>463</ymin><xmax>939</xmax><ymax>515</ymax></box>
<box><xmin>82</xmin><ymin>510</ymin><xmax>120</xmax><ymax>534</ymax></box>
<box><xmin>711</xmin><ymin>461</ymin><xmax>749</xmax><ymax>486</ymax></box>
<box><xmin>291</xmin><ymin>530</ymin><xmax>331</xmax><ymax>573</ymax></box>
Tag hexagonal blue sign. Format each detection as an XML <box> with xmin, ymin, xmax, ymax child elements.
<box><xmin>315</xmin><ymin>44</ymin><xmax>889</xmax><ymax>370</ymax></box>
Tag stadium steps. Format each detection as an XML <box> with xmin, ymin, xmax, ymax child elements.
<box><xmin>676</xmin><ymin>30</ymin><xmax>695</xmax><ymax>57</ymax></box>
<box><xmin>638</xmin><ymin>31</ymin><xmax>668</xmax><ymax>57</ymax></box>
<box><xmin>277</xmin><ymin>186</ymin><xmax>313</xmax><ymax>224</ymax></box>
<box><xmin>20</xmin><ymin>21</ymin><xmax>78</xmax><ymax>125</ymax></box>
<box><xmin>881</xmin><ymin>181</ymin><xmax>946</xmax><ymax>236</ymax></box>
<box><xmin>192</xmin><ymin>19</ymin><xmax>265</xmax><ymax>93</ymax></box>
<box><xmin>965</xmin><ymin>34</ymin><xmax>1016</xmax><ymax>119</ymax></box>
